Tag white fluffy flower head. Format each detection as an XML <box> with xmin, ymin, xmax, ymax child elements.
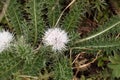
<box><xmin>0</xmin><ymin>30</ymin><xmax>13</xmax><ymax>53</ymax></box>
<box><xmin>43</xmin><ymin>28</ymin><xmax>69</xmax><ymax>51</ymax></box>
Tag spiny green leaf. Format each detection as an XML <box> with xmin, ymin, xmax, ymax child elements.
<box><xmin>6</xmin><ymin>0</ymin><xmax>23</xmax><ymax>36</ymax></box>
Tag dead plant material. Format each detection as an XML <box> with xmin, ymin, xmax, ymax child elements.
<box><xmin>72</xmin><ymin>50</ymin><xmax>102</xmax><ymax>79</ymax></box>
<box><xmin>73</xmin><ymin>76</ymin><xmax>79</xmax><ymax>80</ymax></box>
<box><xmin>17</xmin><ymin>75</ymin><xmax>38</xmax><ymax>80</ymax></box>
<box><xmin>55</xmin><ymin>0</ymin><xmax>76</xmax><ymax>27</ymax></box>
<box><xmin>0</xmin><ymin>0</ymin><xmax>10</xmax><ymax>22</ymax></box>
<box><xmin>106</xmin><ymin>0</ymin><xmax>120</xmax><ymax>15</ymax></box>
<box><xmin>115</xmin><ymin>33</ymin><xmax>120</xmax><ymax>39</ymax></box>
<box><xmin>78</xmin><ymin>18</ymin><xmax>98</xmax><ymax>37</ymax></box>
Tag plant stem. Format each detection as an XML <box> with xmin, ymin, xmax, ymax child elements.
<box><xmin>0</xmin><ymin>0</ymin><xmax>10</xmax><ymax>22</ymax></box>
<box><xmin>54</xmin><ymin>0</ymin><xmax>76</xmax><ymax>27</ymax></box>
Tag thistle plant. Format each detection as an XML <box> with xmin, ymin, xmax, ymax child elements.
<box><xmin>43</xmin><ymin>28</ymin><xmax>69</xmax><ymax>51</ymax></box>
<box><xmin>0</xmin><ymin>0</ymin><xmax>120</xmax><ymax>80</ymax></box>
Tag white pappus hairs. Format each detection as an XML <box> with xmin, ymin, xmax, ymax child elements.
<box><xmin>42</xmin><ymin>28</ymin><xmax>69</xmax><ymax>51</ymax></box>
<box><xmin>0</xmin><ymin>30</ymin><xmax>13</xmax><ymax>53</ymax></box>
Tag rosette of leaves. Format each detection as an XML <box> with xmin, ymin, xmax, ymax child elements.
<box><xmin>0</xmin><ymin>0</ymin><xmax>120</xmax><ymax>79</ymax></box>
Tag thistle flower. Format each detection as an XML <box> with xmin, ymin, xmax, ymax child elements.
<box><xmin>0</xmin><ymin>30</ymin><xmax>13</xmax><ymax>53</ymax></box>
<box><xmin>43</xmin><ymin>28</ymin><xmax>69</xmax><ymax>51</ymax></box>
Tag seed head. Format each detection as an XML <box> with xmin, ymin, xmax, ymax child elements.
<box><xmin>0</xmin><ymin>30</ymin><xmax>13</xmax><ymax>53</ymax></box>
<box><xmin>43</xmin><ymin>28</ymin><xmax>69</xmax><ymax>51</ymax></box>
